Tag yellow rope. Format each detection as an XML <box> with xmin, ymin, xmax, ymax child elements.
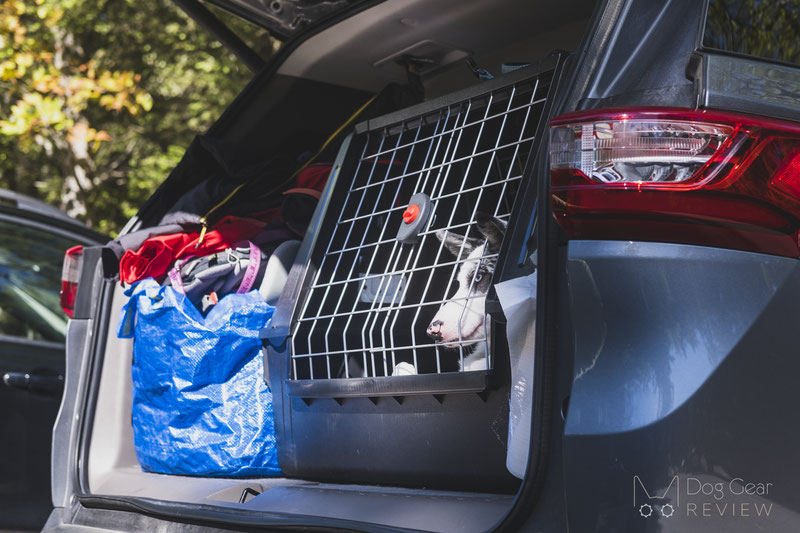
<box><xmin>263</xmin><ymin>93</ymin><xmax>379</xmax><ymax>192</ymax></box>
<box><xmin>314</xmin><ymin>94</ymin><xmax>378</xmax><ymax>160</ymax></box>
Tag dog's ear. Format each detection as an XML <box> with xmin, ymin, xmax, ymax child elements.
<box><xmin>435</xmin><ymin>229</ymin><xmax>481</xmax><ymax>258</ymax></box>
<box><xmin>475</xmin><ymin>212</ymin><xmax>507</xmax><ymax>253</ymax></box>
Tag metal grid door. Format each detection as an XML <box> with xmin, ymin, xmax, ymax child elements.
<box><xmin>291</xmin><ymin>68</ymin><xmax>552</xmax><ymax>383</ymax></box>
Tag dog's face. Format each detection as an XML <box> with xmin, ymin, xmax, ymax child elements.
<box><xmin>426</xmin><ymin>213</ymin><xmax>506</xmax><ymax>346</ymax></box>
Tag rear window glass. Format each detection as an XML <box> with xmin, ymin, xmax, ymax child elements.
<box><xmin>0</xmin><ymin>220</ymin><xmax>74</xmax><ymax>343</ymax></box>
<box><xmin>704</xmin><ymin>0</ymin><xmax>800</xmax><ymax>65</ymax></box>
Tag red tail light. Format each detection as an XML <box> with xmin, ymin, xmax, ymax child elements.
<box><xmin>60</xmin><ymin>245</ymin><xmax>83</xmax><ymax>318</ymax></box>
<box><xmin>550</xmin><ymin>107</ymin><xmax>800</xmax><ymax>256</ymax></box>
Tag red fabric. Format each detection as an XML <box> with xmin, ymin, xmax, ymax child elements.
<box><xmin>238</xmin><ymin>206</ymin><xmax>281</xmax><ymax>225</ymax></box>
<box><xmin>121</xmin><ymin>165</ymin><xmax>335</xmax><ymax>285</ymax></box>
<box><xmin>119</xmin><ymin>216</ymin><xmax>266</xmax><ymax>284</ymax></box>
<box><xmin>283</xmin><ymin>187</ymin><xmax>322</xmax><ymax>200</ymax></box>
<box><xmin>293</xmin><ymin>160</ymin><xmax>400</xmax><ymax>193</ymax></box>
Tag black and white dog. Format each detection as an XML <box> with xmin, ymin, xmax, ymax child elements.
<box><xmin>426</xmin><ymin>213</ymin><xmax>506</xmax><ymax>371</ymax></box>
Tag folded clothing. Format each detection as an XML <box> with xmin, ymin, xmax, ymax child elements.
<box><xmin>118</xmin><ymin>215</ymin><xmax>294</xmax><ymax>285</ymax></box>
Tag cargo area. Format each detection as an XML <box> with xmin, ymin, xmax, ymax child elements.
<box><xmin>79</xmin><ymin>0</ymin><xmax>595</xmax><ymax>530</ymax></box>
<box><xmin>87</xmin><ymin>285</ymin><xmax>517</xmax><ymax>532</ymax></box>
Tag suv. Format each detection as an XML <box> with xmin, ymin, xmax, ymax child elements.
<box><xmin>47</xmin><ymin>1</ymin><xmax>800</xmax><ymax>532</ymax></box>
<box><xmin>0</xmin><ymin>189</ymin><xmax>102</xmax><ymax>531</ymax></box>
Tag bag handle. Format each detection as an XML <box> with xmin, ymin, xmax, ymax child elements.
<box><xmin>236</xmin><ymin>241</ymin><xmax>261</xmax><ymax>294</ymax></box>
<box><xmin>167</xmin><ymin>254</ymin><xmax>195</xmax><ymax>295</ymax></box>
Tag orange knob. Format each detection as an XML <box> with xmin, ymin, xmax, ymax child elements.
<box><xmin>403</xmin><ymin>204</ymin><xmax>420</xmax><ymax>224</ymax></box>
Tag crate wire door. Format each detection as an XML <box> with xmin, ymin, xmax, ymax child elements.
<box><xmin>291</xmin><ymin>69</ymin><xmax>552</xmax><ymax>384</ymax></box>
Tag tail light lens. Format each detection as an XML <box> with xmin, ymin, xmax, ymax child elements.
<box><xmin>60</xmin><ymin>245</ymin><xmax>83</xmax><ymax>318</ymax></box>
<box><xmin>550</xmin><ymin>107</ymin><xmax>800</xmax><ymax>257</ymax></box>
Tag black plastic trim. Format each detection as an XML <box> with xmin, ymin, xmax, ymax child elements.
<box><xmin>356</xmin><ymin>56</ymin><xmax>559</xmax><ymax>135</ymax></box>
<box><xmin>561</xmin><ymin>0</ymin><xmax>626</xmax><ymax>113</ymax></box>
<box><xmin>287</xmin><ymin>370</ymin><xmax>490</xmax><ymax>398</ymax></box>
<box><xmin>691</xmin><ymin>50</ymin><xmax>800</xmax><ymax>123</ymax></box>
<box><xmin>577</xmin><ymin>0</ymin><xmax>702</xmax><ymax>110</ymax></box>
<box><xmin>492</xmin><ymin>52</ymin><xmax>569</xmax><ymax>287</ymax></box>
<box><xmin>72</xmin><ymin>247</ymin><xmax>104</xmax><ymax>320</ymax></box>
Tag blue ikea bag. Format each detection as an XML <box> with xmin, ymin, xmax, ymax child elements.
<box><xmin>117</xmin><ymin>277</ymin><xmax>281</xmax><ymax>476</ymax></box>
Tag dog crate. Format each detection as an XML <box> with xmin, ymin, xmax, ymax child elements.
<box><xmin>263</xmin><ymin>55</ymin><xmax>564</xmax><ymax>490</ymax></box>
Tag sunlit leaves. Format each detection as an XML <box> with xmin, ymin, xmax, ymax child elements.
<box><xmin>0</xmin><ymin>0</ymin><xmax>153</xmax><ymax>141</ymax></box>
<box><xmin>0</xmin><ymin>0</ymin><xmax>271</xmax><ymax>233</ymax></box>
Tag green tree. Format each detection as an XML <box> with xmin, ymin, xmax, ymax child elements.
<box><xmin>0</xmin><ymin>0</ymin><xmax>274</xmax><ymax>235</ymax></box>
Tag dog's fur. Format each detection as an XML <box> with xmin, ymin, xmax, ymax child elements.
<box><xmin>426</xmin><ymin>213</ymin><xmax>506</xmax><ymax>371</ymax></box>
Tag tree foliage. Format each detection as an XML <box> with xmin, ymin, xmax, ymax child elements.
<box><xmin>0</xmin><ymin>0</ymin><xmax>274</xmax><ymax>235</ymax></box>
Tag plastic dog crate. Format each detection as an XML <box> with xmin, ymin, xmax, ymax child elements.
<box><xmin>263</xmin><ymin>55</ymin><xmax>564</xmax><ymax>490</ymax></box>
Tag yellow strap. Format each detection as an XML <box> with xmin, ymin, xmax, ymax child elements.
<box><xmin>202</xmin><ymin>181</ymin><xmax>249</xmax><ymax>224</ymax></box>
<box><xmin>194</xmin><ymin>94</ymin><xmax>378</xmax><ymax>247</ymax></box>
<box><xmin>266</xmin><ymin>93</ymin><xmax>378</xmax><ymax>191</ymax></box>
<box><xmin>195</xmin><ymin>223</ymin><xmax>208</xmax><ymax>249</ymax></box>
<box><xmin>314</xmin><ymin>94</ymin><xmax>378</xmax><ymax>161</ymax></box>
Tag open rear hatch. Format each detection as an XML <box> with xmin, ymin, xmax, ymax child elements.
<box><xmin>201</xmin><ymin>0</ymin><xmax>357</xmax><ymax>38</ymax></box>
<box><xmin>52</xmin><ymin>1</ymin><xmax>598</xmax><ymax>531</ymax></box>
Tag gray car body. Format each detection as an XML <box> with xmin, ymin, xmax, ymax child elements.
<box><xmin>46</xmin><ymin>0</ymin><xmax>800</xmax><ymax>532</ymax></box>
<box><xmin>0</xmin><ymin>190</ymin><xmax>103</xmax><ymax>531</ymax></box>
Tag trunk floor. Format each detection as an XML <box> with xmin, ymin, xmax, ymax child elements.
<box><xmin>91</xmin><ymin>465</ymin><xmax>515</xmax><ymax>532</ymax></box>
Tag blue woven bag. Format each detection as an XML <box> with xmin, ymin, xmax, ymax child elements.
<box><xmin>118</xmin><ymin>278</ymin><xmax>280</xmax><ymax>476</ymax></box>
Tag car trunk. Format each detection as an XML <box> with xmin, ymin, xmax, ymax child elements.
<box><xmin>69</xmin><ymin>0</ymin><xmax>596</xmax><ymax>530</ymax></box>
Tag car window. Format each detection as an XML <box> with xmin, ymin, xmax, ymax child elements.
<box><xmin>0</xmin><ymin>219</ymin><xmax>75</xmax><ymax>343</ymax></box>
<box><xmin>704</xmin><ymin>0</ymin><xmax>800</xmax><ymax>65</ymax></box>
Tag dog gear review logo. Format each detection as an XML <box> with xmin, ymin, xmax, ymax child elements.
<box><xmin>633</xmin><ymin>475</ymin><xmax>774</xmax><ymax>519</ymax></box>
<box><xmin>634</xmin><ymin>475</ymin><xmax>679</xmax><ymax>519</ymax></box>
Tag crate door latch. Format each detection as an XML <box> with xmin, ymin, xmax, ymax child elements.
<box><xmin>396</xmin><ymin>193</ymin><xmax>432</xmax><ymax>244</ymax></box>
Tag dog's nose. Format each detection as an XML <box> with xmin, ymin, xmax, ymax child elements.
<box><xmin>427</xmin><ymin>320</ymin><xmax>443</xmax><ymax>341</ymax></box>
